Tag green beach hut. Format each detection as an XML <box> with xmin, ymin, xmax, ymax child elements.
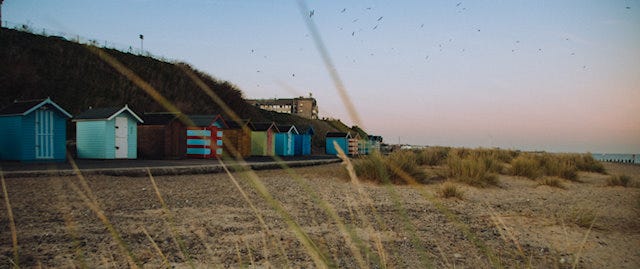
<box><xmin>251</xmin><ymin>122</ymin><xmax>279</xmax><ymax>156</ymax></box>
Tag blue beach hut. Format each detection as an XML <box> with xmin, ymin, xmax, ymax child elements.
<box><xmin>74</xmin><ymin>105</ymin><xmax>143</xmax><ymax>159</ymax></box>
<box><xmin>294</xmin><ymin>125</ymin><xmax>314</xmax><ymax>156</ymax></box>
<box><xmin>0</xmin><ymin>98</ymin><xmax>72</xmax><ymax>162</ymax></box>
<box><xmin>275</xmin><ymin>124</ymin><xmax>299</xmax><ymax>156</ymax></box>
<box><xmin>325</xmin><ymin>132</ymin><xmax>351</xmax><ymax>156</ymax></box>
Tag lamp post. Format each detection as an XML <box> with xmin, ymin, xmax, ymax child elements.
<box><xmin>139</xmin><ymin>34</ymin><xmax>144</xmax><ymax>52</ymax></box>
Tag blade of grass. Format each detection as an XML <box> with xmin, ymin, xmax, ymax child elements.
<box><xmin>141</xmin><ymin>226</ymin><xmax>170</xmax><ymax>268</ymax></box>
<box><xmin>1</xmin><ymin>170</ymin><xmax>20</xmax><ymax>269</ymax></box>
<box><xmin>217</xmin><ymin>158</ymin><xmax>292</xmax><ymax>268</ymax></box>
<box><xmin>220</xmin><ymin>158</ymin><xmax>333</xmax><ymax>268</ymax></box>
<box><xmin>147</xmin><ymin>168</ymin><xmax>195</xmax><ymax>268</ymax></box>
<box><xmin>66</xmin><ymin>154</ymin><xmax>141</xmax><ymax>268</ymax></box>
<box><xmin>572</xmin><ymin>212</ymin><xmax>598</xmax><ymax>269</ymax></box>
<box><xmin>296</xmin><ymin>0</ymin><xmax>362</xmax><ymax>126</ymax></box>
<box><xmin>384</xmin><ymin>156</ymin><xmax>502</xmax><ymax>268</ymax></box>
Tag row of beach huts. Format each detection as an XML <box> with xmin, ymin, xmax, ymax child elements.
<box><xmin>0</xmin><ymin>98</ymin><xmax>382</xmax><ymax>162</ymax></box>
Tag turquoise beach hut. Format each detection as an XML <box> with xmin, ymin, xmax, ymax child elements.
<box><xmin>74</xmin><ymin>105</ymin><xmax>143</xmax><ymax>159</ymax></box>
<box><xmin>294</xmin><ymin>125</ymin><xmax>314</xmax><ymax>156</ymax></box>
<box><xmin>275</xmin><ymin>124</ymin><xmax>298</xmax><ymax>156</ymax></box>
<box><xmin>0</xmin><ymin>98</ymin><xmax>72</xmax><ymax>162</ymax></box>
<box><xmin>325</xmin><ymin>132</ymin><xmax>351</xmax><ymax>155</ymax></box>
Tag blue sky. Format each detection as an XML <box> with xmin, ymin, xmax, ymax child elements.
<box><xmin>3</xmin><ymin>0</ymin><xmax>639</xmax><ymax>153</ymax></box>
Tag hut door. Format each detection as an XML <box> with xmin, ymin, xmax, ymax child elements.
<box><xmin>115</xmin><ymin>117</ymin><xmax>128</xmax><ymax>158</ymax></box>
<box><xmin>35</xmin><ymin>109</ymin><xmax>54</xmax><ymax>159</ymax></box>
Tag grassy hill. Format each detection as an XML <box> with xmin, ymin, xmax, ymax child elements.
<box><xmin>0</xmin><ymin>28</ymin><xmax>343</xmax><ymax>149</ymax></box>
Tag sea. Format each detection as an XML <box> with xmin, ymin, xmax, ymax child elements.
<box><xmin>592</xmin><ymin>153</ymin><xmax>639</xmax><ymax>164</ymax></box>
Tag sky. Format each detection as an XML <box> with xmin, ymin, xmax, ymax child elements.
<box><xmin>3</xmin><ymin>0</ymin><xmax>639</xmax><ymax>153</ymax></box>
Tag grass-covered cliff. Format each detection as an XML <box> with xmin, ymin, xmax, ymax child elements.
<box><xmin>0</xmin><ymin>28</ymin><xmax>352</xmax><ymax>149</ymax></box>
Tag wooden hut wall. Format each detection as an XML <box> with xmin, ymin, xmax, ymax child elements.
<box><xmin>223</xmin><ymin>128</ymin><xmax>251</xmax><ymax>157</ymax></box>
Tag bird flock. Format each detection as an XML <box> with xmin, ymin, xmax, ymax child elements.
<box><xmin>245</xmin><ymin>2</ymin><xmax>635</xmax><ymax>89</ymax></box>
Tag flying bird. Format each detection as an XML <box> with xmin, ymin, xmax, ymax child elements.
<box><xmin>373</xmin><ymin>25</ymin><xmax>378</xmax><ymax>30</ymax></box>
<box><xmin>309</xmin><ymin>10</ymin><xmax>315</xmax><ymax>17</ymax></box>
<box><xmin>352</xmin><ymin>18</ymin><xmax>359</xmax><ymax>22</ymax></box>
<box><xmin>377</xmin><ymin>16</ymin><xmax>383</xmax><ymax>21</ymax></box>
<box><xmin>420</xmin><ymin>24</ymin><xmax>424</xmax><ymax>28</ymax></box>
<box><xmin>341</xmin><ymin>8</ymin><xmax>346</xmax><ymax>13</ymax></box>
<box><xmin>456</xmin><ymin>2</ymin><xmax>462</xmax><ymax>7</ymax></box>
<box><xmin>352</xmin><ymin>31</ymin><xmax>355</xmax><ymax>36</ymax></box>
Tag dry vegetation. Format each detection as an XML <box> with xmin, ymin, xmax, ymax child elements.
<box><xmin>1</xmin><ymin>150</ymin><xmax>638</xmax><ymax>268</ymax></box>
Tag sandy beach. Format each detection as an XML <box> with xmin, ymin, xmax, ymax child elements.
<box><xmin>0</xmin><ymin>161</ymin><xmax>638</xmax><ymax>268</ymax></box>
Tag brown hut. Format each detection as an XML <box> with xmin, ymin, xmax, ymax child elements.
<box><xmin>138</xmin><ymin>112</ymin><xmax>187</xmax><ymax>159</ymax></box>
<box><xmin>223</xmin><ymin>120</ymin><xmax>253</xmax><ymax>158</ymax></box>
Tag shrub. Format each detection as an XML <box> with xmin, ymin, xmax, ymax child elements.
<box><xmin>415</xmin><ymin>146</ymin><xmax>450</xmax><ymax>166</ymax></box>
<box><xmin>575</xmin><ymin>153</ymin><xmax>606</xmax><ymax>173</ymax></box>
<box><xmin>566</xmin><ymin>208</ymin><xmax>597</xmax><ymax>228</ymax></box>
<box><xmin>539</xmin><ymin>177</ymin><xmax>564</xmax><ymax>189</ymax></box>
<box><xmin>510</xmin><ymin>155</ymin><xmax>541</xmax><ymax>179</ymax></box>
<box><xmin>386</xmin><ymin>150</ymin><xmax>427</xmax><ymax>183</ymax></box>
<box><xmin>438</xmin><ymin>182</ymin><xmax>464</xmax><ymax>199</ymax></box>
<box><xmin>351</xmin><ymin>151</ymin><xmax>426</xmax><ymax>184</ymax></box>
<box><xmin>446</xmin><ymin>154</ymin><xmax>499</xmax><ymax>187</ymax></box>
<box><xmin>351</xmin><ymin>153</ymin><xmax>387</xmax><ymax>182</ymax></box>
<box><xmin>543</xmin><ymin>159</ymin><xmax>579</xmax><ymax>181</ymax></box>
<box><xmin>606</xmin><ymin>174</ymin><xmax>632</xmax><ymax>187</ymax></box>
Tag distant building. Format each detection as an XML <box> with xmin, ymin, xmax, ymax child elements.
<box><xmin>248</xmin><ymin>94</ymin><xmax>318</xmax><ymax>119</ymax></box>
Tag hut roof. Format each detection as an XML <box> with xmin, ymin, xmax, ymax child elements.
<box><xmin>276</xmin><ymin>124</ymin><xmax>299</xmax><ymax>134</ymax></box>
<box><xmin>296</xmin><ymin>125</ymin><xmax>315</xmax><ymax>135</ymax></box>
<box><xmin>187</xmin><ymin>114</ymin><xmax>228</xmax><ymax>128</ymax></box>
<box><xmin>226</xmin><ymin>119</ymin><xmax>252</xmax><ymax>129</ymax></box>
<box><xmin>140</xmin><ymin>112</ymin><xmax>183</xmax><ymax>125</ymax></box>
<box><xmin>74</xmin><ymin>105</ymin><xmax>143</xmax><ymax>123</ymax></box>
<box><xmin>326</xmin><ymin>132</ymin><xmax>351</xmax><ymax>138</ymax></box>
<box><xmin>0</xmin><ymin>97</ymin><xmax>72</xmax><ymax>118</ymax></box>
<box><xmin>252</xmin><ymin>122</ymin><xmax>279</xmax><ymax>132</ymax></box>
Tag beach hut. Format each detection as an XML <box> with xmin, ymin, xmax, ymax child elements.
<box><xmin>74</xmin><ymin>105</ymin><xmax>143</xmax><ymax>159</ymax></box>
<box><xmin>137</xmin><ymin>112</ymin><xmax>187</xmax><ymax>159</ymax></box>
<box><xmin>275</xmin><ymin>124</ymin><xmax>299</xmax><ymax>156</ymax></box>
<box><xmin>186</xmin><ymin>114</ymin><xmax>228</xmax><ymax>158</ymax></box>
<box><xmin>0</xmin><ymin>98</ymin><xmax>72</xmax><ymax>162</ymax></box>
<box><xmin>350</xmin><ymin>133</ymin><xmax>361</xmax><ymax>156</ymax></box>
<box><xmin>294</xmin><ymin>125</ymin><xmax>314</xmax><ymax>156</ymax></box>
<box><xmin>325</xmin><ymin>132</ymin><xmax>351</xmax><ymax>155</ymax></box>
<box><xmin>251</xmin><ymin>122</ymin><xmax>279</xmax><ymax>156</ymax></box>
<box><xmin>368</xmin><ymin>135</ymin><xmax>383</xmax><ymax>153</ymax></box>
<box><xmin>223</xmin><ymin>120</ymin><xmax>253</xmax><ymax>158</ymax></box>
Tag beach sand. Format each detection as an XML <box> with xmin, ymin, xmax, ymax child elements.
<box><xmin>0</xmin><ymin>162</ymin><xmax>638</xmax><ymax>268</ymax></box>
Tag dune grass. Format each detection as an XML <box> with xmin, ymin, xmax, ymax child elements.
<box><xmin>606</xmin><ymin>174</ymin><xmax>633</xmax><ymax>187</ymax></box>
<box><xmin>539</xmin><ymin>177</ymin><xmax>565</xmax><ymax>189</ymax></box>
<box><xmin>438</xmin><ymin>182</ymin><xmax>464</xmax><ymax>199</ymax></box>
<box><xmin>351</xmin><ymin>151</ymin><xmax>426</xmax><ymax>184</ymax></box>
<box><xmin>509</xmin><ymin>153</ymin><xmax>604</xmax><ymax>181</ymax></box>
<box><xmin>445</xmin><ymin>149</ymin><xmax>500</xmax><ymax>187</ymax></box>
